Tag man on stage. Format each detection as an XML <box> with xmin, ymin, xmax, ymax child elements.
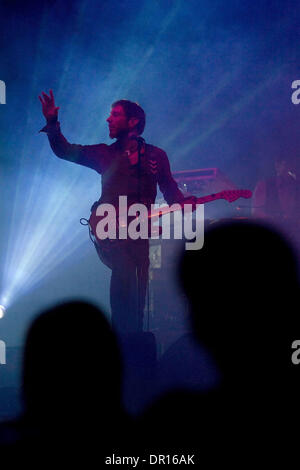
<box><xmin>39</xmin><ymin>90</ymin><xmax>190</xmax><ymax>336</ymax></box>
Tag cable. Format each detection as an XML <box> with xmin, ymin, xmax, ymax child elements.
<box><xmin>79</xmin><ymin>217</ymin><xmax>96</xmax><ymax>244</ymax></box>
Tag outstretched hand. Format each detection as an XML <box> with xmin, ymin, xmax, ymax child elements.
<box><xmin>38</xmin><ymin>89</ymin><xmax>60</xmax><ymax>121</ymax></box>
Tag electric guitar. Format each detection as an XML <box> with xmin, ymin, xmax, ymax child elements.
<box><xmin>87</xmin><ymin>189</ymin><xmax>252</xmax><ymax>268</ymax></box>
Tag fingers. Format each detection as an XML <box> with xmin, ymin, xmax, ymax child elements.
<box><xmin>42</xmin><ymin>91</ymin><xmax>51</xmax><ymax>102</ymax></box>
<box><xmin>49</xmin><ymin>89</ymin><xmax>56</xmax><ymax>106</ymax></box>
<box><xmin>39</xmin><ymin>90</ymin><xmax>58</xmax><ymax>111</ymax></box>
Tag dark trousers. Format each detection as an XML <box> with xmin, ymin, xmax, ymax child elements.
<box><xmin>95</xmin><ymin>239</ymin><xmax>149</xmax><ymax>336</ymax></box>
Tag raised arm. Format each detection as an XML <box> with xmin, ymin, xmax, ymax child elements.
<box><xmin>38</xmin><ymin>90</ymin><xmax>107</xmax><ymax>173</ymax></box>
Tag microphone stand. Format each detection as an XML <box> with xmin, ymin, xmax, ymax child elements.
<box><xmin>136</xmin><ymin>137</ymin><xmax>144</xmax><ymax>332</ymax></box>
<box><xmin>130</xmin><ymin>135</ymin><xmax>150</xmax><ymax>333</ymax></box>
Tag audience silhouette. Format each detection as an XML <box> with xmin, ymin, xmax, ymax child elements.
<box><xmin>138</xmin><ymin>220</ymin><xmax>300</xmax><ymax>464</ymax></box>
<box><xmin>1</xmin><ymin>301</ymin><xmax>131</xmax><ymax>465</ymax></box>
<box><xmin>1</xmin><ymin>221</ymin><xmax>300</xmax><ymax>466</ymax></box>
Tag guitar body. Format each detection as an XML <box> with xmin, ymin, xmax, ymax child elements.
<box><xmin>93</xmin><ymin>236</ymin><xmax>118</xmax><ymax>269</ymax></box>
<box><xmin>88</xmin><ymin>210</ymin><xmax>158</xmax><ymax>269</ymax></box>
<box><xmin>88</xmin><ymin>189</ymin><xmax>252</xmax><ymax>268</ymax></box>
<box><xmin>89</xmin><ymin>209</ymin><xmax>125</xmax><ymax>269</ymax></box>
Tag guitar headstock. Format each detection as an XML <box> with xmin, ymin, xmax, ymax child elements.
<box><xmin>220</xmin><ymin>189</ymin><xmax>252</xmax><ymax>203</ymax></box>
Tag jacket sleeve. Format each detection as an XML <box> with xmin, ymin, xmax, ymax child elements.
<box><xmin>39</xmin><ymin>121</ymin><xmax>108</xmax><ymax>174</ymax></box>
<box><xmin>157</xmin><ymin>150</ymin><xmax>192</xmax><ymax>205</ymax></box>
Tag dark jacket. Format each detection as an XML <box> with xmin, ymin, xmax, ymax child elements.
<box><xmin>41</xmin><ymin>121</ymin><xmax>185</xmax><ymax>208</ymax></box>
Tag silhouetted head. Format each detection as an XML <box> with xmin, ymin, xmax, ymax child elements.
<box><xmin>179</xmin><ymin>220</ymin><xmax>299</xmax><ymax>388</ymax></box>
<box><xmin>22</xmin><ymin>301</ymin><xmax>122</xmax><ymax>427</ymax></box>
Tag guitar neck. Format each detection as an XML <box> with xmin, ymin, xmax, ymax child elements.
<box><xmin>149</xmin><ymin>192</ymin><xmax>223</xmax><ymax>219</ymax></box>
<box><xmin>196</xmin><ymin>193</ymin><xmax>223</xmax><ymax>204</ymax></box>
<box><xmin>144</xmin><ymin>190</ymin><xmax>250</xmax><ymax>220</ymax></box>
